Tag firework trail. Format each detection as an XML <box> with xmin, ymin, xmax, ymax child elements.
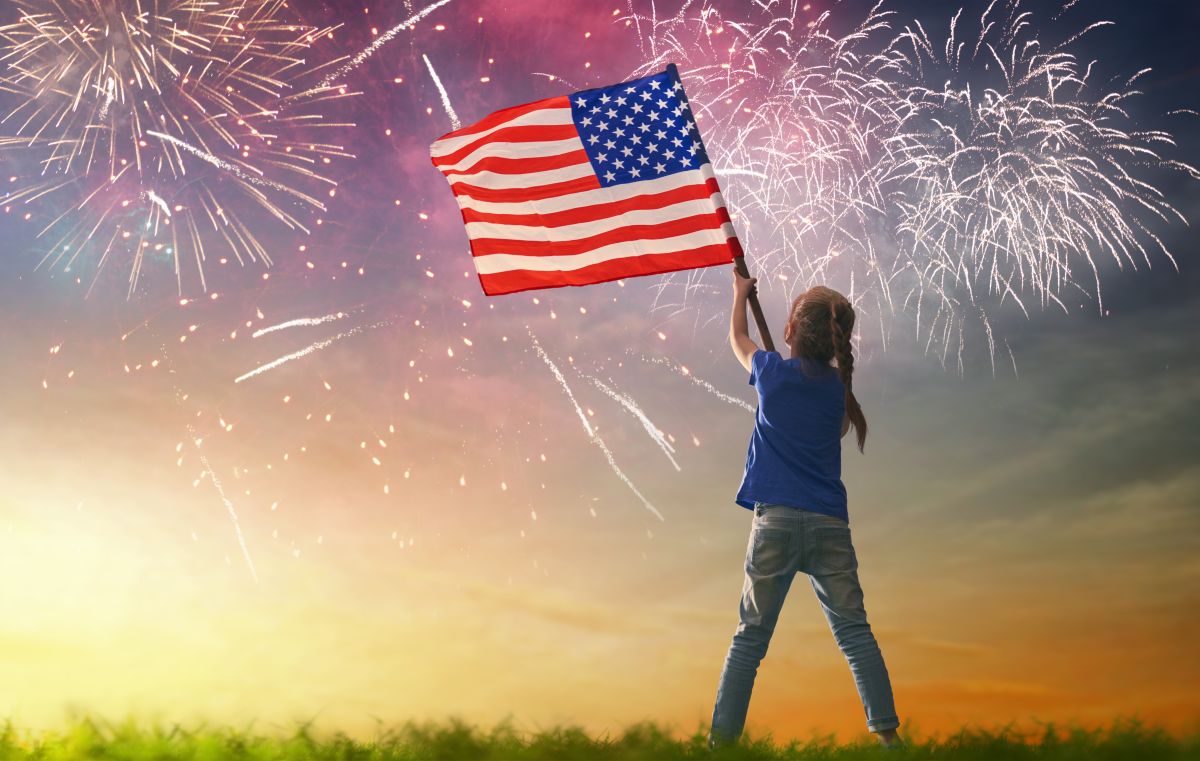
<box><xmin>187</xmin><ymin>425</ymin><xmax>260</xmax><ymax>584</ymax></box>
<box><xmin>252</xmin><ymin>312</ymin><xmax>351</xmax><ymax>338</ymax></box>
<box><xmin>144</xmin><ymin>132</ymin><xmax>328</xmax><ymax>217</ymax></box>
<box><xmin>0</xmin><ymin>0</ymin><xmax>354</xmax><ymax>295</ymax></box>
<box><xmin>423</xmin><ymin>54</ymin><xmax>461</xmax><ymax>130</ymax></box>
<box><xmin>145</xmin><ymin>191</ymin><xmax>172</xmax><ymax>218</ymax></box>
<box><xmin>531</xmin><ymin>335</ymin><xmax>664</xmax><ymax>521</ymax></box>
<box><xmin>235</xmin><ymin>320</ymin><xmax>390</xmax><ymax>383</ymax></box>
<box><xmin>619</xmin><ymin>0</ymin><xmax>1197</xmax><ymax>365</ymax></box>
<box><xmin>162</xmin><ymin>353</ymin><xmax>258</xmax><ymax>583</ymax></box>
<box><xmin>638</xmin><ymin>353</ymin><xmax>755</xmax><ymax>413</ymax></box>
<box><xmin>587</xmin><ymin>376</ymin><xmax>681</xmax><ymax>471</ymax></box>
<box><xmin>300</xmin><ymin>0</ymin><xmax>456</xmax><ymax>97</ymax></box>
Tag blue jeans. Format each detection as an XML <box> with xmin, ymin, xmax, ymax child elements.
<box><xmin>709</xmin><ymin>503</ymin><xmax>899</xmax><ymax>745</ymax></box>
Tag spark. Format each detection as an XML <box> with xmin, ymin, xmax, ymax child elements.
<box><xmin>586</xmin><ymin>376</ymin><xmax>681</xmax><ymax>471</ymax></box>
<box><xmin>303</xmin><ymin>0</ymin><xmax>456</xmax><ymax>97</ymax></box>
<box><xmin>531</xmin><ymin>334</ymin><xmax>664</xmax><ymax>521</ymax></box>
<box><xmin>423</xmin><ymin>54</ymin><xmax>461</xmax><ymax>130</ymax></box>
<box><xmin>235</xmin><ymin>320</ymin><xmax>390</xmax><ymax>383</ymax></box>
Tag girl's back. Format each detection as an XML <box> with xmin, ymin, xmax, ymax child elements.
<box><xmin>736</xmin><ymin>349</ymin><xmax>848</xmax><ymax>522</ymax></box>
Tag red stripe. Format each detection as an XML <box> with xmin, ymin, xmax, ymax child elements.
<box><xmin>460</xmin><ymin>177</ymin><xmax>727</xmax><ymax>228</ymax></box>
<box><xmin>476</xmin><ymin>244</ymin><xmax>737</xmax><ymax>296</ymax></box>
<box><xmin>432</xmin><ymin>124</ymin><xmax>579</xmax><ymax>169</ymax></box>
<box><xmin>467</xmin><ymin>212</ymin><xmax>729</xmax><ymax>257</ymax></box>
<box><xmin>432</xmin><ymin>96</ymin><xmax>569</xmax><ymax>144</ymax></box>
<box><xmin>447</xmin><ymin>150</ymin><xmax>589</xmax><ymax>178</ymax></box>
<box><xmin>450</xmin><ymin>174</ymin><xmax>601</xmax><ymax>203</ymax></box>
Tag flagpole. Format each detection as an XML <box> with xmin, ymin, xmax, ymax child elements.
<box><xmin>665</xmin><ymin>63</ymin><xmax>775</xmax><ymax>353</ymax></box>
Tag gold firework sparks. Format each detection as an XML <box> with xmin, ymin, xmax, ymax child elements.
<box><xmin>0</xmin><ymin>0</ymin><xmax>356</xmax><ymax>296</ymax></box>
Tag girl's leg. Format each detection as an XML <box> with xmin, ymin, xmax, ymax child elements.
<box><xmin>710</xmin><ymin>507</ymin><xmax>799</xmax><ymax>748</ymax></box>
<box><xmin>804</xmin><ymin>520</ymin><xmax>900</xmax><ymax>736</ymax></box>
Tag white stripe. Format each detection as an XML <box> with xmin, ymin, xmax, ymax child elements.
<box><xmin>464</xmin><ymin>195</ymin><xmax>725</xmax><ymax>241</ymax></box>
<box><xmin>472</xmin><ymin>225</ymin><xmax>736</xmax><ymax>275</ymax></box>
<box><xmin>453</xmin><ymin>163</ymin><xmax>717</xmax><ymax>214</ymax></box>
<box><xmin>429</xmin><ymin>106</ymin><xmax>573</xmax><ymax>158</ymax></box>
<box><xmin>434</xmin><ymin>137</ymin><xmax>584</xmax><ymax>174</ymax></box>
<box><xmin>447</xmin><ymin>160</ymin><xmax>594</xmax><ymax>190</ymax></box>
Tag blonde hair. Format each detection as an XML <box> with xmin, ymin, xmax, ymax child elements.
<box><xmin>787</xmin><ymin>286</ymin><xmax>868</xmax><ymax>452</ymax></box>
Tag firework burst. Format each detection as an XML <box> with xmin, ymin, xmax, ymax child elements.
<box><xmin>0</xmin><ymin>0</ymin><xmax>356</xmax><ymax>297</ymax></box>
<box><xmin>621</xmin><ymin>0</ymin><xmax>1197</xmax><ymax>368</ymax></box>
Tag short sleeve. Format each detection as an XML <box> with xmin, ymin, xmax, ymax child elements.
<box><xmin>748</xmin><ymin>349</ymin><xmax>779</xmax><ymax>386</ymax></box>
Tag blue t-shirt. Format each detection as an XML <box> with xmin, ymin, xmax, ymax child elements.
<box><xmin>735</xmin><ymin>349</ymin><xmax>849</xmax><ymax>523</ymax></box>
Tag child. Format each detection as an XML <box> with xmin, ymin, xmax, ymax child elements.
<box><xmin>708</xmin><ymin>268</ymin><xmax>902</xmax><ymax>749</ymax></box>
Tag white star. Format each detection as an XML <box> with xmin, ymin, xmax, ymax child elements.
<box><xmin>580</xmin><ymin>116</ymin><xmax>593</xmax><ymax>127</ymax></box>
<box><xmin>613</xmin><ymin>128</ymin><xmax>625</xmax><ymax>138</ymax></box>
<box><xmin>600</xmin><ymin>93</ymin><xmax>611</xmax><ymax>104</ymax></box>
<box><xmin>664</xmin><ymin>149</ymin><xmax>676</xmax><ymax>160</ymax></box>
<box><xmin>638</xmin><ymin>122</ymin><xmax>651</xmax><ymax>133</ymax></box>
<box><xmin>606</xmin><ymin>108</ymin><xmax>617</xmax><ymax>119</ymax></box>
<box><xmin>647</xmin><ymin>142</ymin><xmax>659</xmax><ymax>153</ymax></box>
<box><xmin>630</xmin><ymin>134</ymin><xmax>643</xmax><ymax>144</ymax></box>
<box><xmin>604</xmin><ymin>138</ymin><xmax>616</xmax><ymax>150</ymax></box>
<box><xmin>631</xmin><ymin>103</ymin><xmax>644</xmax><ymax>114</ymax></box>
<box><xmin>630</xmin><ymin>167</ymin><xmax>641</xmax><ymax>177</ymax></box>
<box><xmin>588</xmin><ymin>134</ymin><xmax>600</xmax><ymax>145</ymax></box>
<box><xmin>649</xmin><ymin>79</ymin><xmax>661</xmax><ymax>90</ymax></box>
<box><xmin>640</xmin><ymin>90</ymin><xmax>653</xmax><ymax>101</ymax></box>
<box><xmin>648</xmin><ymin>111</ymin><xmax>660</xmax><ymax>121</ymax></box>
<box><xmin>615</xmin><ymin>96</ymin><xmax>627</xmax><ymax>106</ymax></box>
<box><xmin>614</xmin><ymin>159</ymin><xmax>625</xmax><ymax>169</ymax></box>
<box><xmin>604</xmin><ymin>170</ymin><xmax>616</xmax><ymax>182</ymax></box>
<box><xmin>664</xmin><ymin>118</ymin><xmax>676</xmax><ymax>127</ymax></box>
<box><xmin>655</xmin><ymin>162</ymin><xmax>667</xmax><ymax>173</ymax></box>
<box><xmin>672</xmin><ymin>80</ymin><xmax>683</xmax><ymax>92</ymax></box>
<box><xmin>621</xmin><ymin>145</ymin><xmax>633</xmax><ymax>157</ymax></box>
<box><xmin>596</xmin><ymin>152</ymin><xmax>607</xmax><ymax>163</ymax></box>
<box><xmin>671</xmin><ymin>136</ymin><xmax>684</xmax><ymax>148</ymax></box>
<box><xmin>597</xmin><ymin>121</ymin><xmax>609</xmax><ymax>131</ymax></box>
<box><xmin>688</xmin><ymin>142</ymin><xmax>699</xmax><ymax>154</ymax></box>
<box><xmin>657</xmin><ymin>99</ymin><xmax>669</xmax><ymax>110</ymax></box>
<box><xmin>674</xmin><ymin>104</ymin><xmax>685</xmax><ymax>116</ymax></box>
<box><xmin>654</xmin><ymin>128</ymin><xmax>667</xmax><ymax>140</ymax></box>
<box><xmin>622</xmin><ymin>115</ymin><xmax>635</xmax><ymax>126</ymax></box>
<box><xmin>591</xmin><ymin>105</ymin><xmax>601</xmax><ymax>114</ymax></box>
<box><xmin>625</xmin><ymin>86</ymin><xmax>637</xmax><ymax>94</ymax></box>
<box><xmin>575</xmin><ymin>97</ymin><xmax>587</xmax><ymax>108</ymax></box>
<box><xmin>637</xmin><ymin>154</ymin><xmax>649</xmax><ymax>165</ymax></box>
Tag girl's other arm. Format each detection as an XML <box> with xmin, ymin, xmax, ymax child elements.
<box><xmin>730</xmin><ymin>268</ymin><xmax>760</xmax><ymax>373</ymax></box>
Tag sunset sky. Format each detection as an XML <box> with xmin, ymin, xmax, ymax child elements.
<box><xmin>0</xmin><ymin>0</ymin><xmax>1197</xmax><ymax>745</ymax></box>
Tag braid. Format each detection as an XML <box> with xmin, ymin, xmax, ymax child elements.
<box><xmin>830</xmin><ymin>299</ymin><xmax>868</xmax><ymax>452</ymax></box>
<box><xmin>830</xmin><ymin>301</ymin><xmax>854</xmax><ymax>389</ymax></box>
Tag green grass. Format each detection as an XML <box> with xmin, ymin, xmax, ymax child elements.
<box><xmin>1</xmin><ymin>716</ymin><xmax>1197</xmax><ymax>760</ymax></box>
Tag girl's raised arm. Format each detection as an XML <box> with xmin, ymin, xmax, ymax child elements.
<box><xmin>730</xmin><ymin>268</ymin><xmax>761</xmax><ymax>373</ymax></box>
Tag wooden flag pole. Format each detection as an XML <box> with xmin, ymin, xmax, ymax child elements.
<box><xmin>733</xmin><ymin>255</ymin><xmax>775</xmax><ymax>353</ymax></box>
<box><xmin>664</xmin><ymin>63</ymin><xmax>777</xmax><ymax>353</ymax></box>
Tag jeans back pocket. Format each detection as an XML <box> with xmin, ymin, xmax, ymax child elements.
<box><xmin>810</xmin><ymin>523</ymin><xmax>858</xmax><ymax>575</ymax></box>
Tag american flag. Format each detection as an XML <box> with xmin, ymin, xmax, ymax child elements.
<box><xmin>429</xmin><ymin>65</ymin><xmax>742</xmax><ymax>296</ymax></box>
